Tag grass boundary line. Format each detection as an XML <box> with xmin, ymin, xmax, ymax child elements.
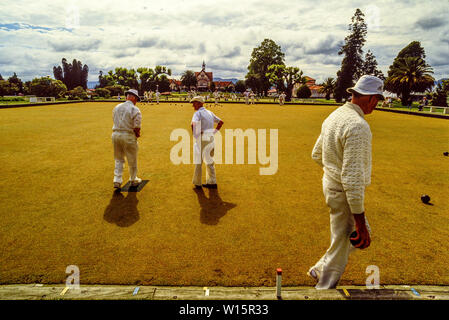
<box><xmin>1</xmin><ymin>100</ymin><xmax>448</xmax><ymax>120</ymax></box>
<box><xmin>0</xmin><ymin>100</ymin><xmax>342</xmax><ymax>109</ymax></box>
<box><xmin>375</xmin><ymin>107</ymin><xmax>449</xmax><ymax>119</ymax></box>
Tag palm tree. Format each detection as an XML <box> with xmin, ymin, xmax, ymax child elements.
<box><xmin>319</xmin><ymin>78</ymin><xmax>336</xmax><ymax>100</ymax></box>
<box><xmin>385</xmin><ymin>57</ymin><xmax>434</xmax><ymax>106</ymax></box>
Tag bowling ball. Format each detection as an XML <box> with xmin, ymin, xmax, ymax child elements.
<box><xmin>350</xmin><ymin>231</ymin><xmax>360</xmax><ymax>246</ymax></box>
<box><xmin>421</xmin><ymin>195</ymin><xmax>430</xmax><ymax>204</ymax></box>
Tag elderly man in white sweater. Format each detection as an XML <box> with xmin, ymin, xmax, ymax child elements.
<box><xmin>308</xmin><ymin>75</ymin><xmax>384</xmax><ymax>289</ymax></box>
<box><xmin>191</xmin><ymin>96</ymin><xmax>224</xmax><ymax>189</ymax></box>
<box><xmin>112</xmin><ymin>89</ymin><xmax>143</xmax><ymax>189</ymax></box>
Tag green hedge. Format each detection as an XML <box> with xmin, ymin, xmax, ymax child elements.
<box><xmin>0</xmin><ymin>97</ymin><xmax>26</xmax><ymax>101</ymax></box>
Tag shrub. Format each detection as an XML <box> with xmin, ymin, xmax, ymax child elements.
<box><xmin>0</xmin><ymin>96</ymin><xmax>25</xmax><ymax>101</ymax></box>
<box><xmin>431</xmin><ymin>80</ymin><xmax>448</xmax><ymax>107</ymax></box>
<box><xmin>67</xmin><ymin>86</ymin><xmax>88</xmax><ymax>100</ymax></box>
<box><xmin>95</xmin><ymin>88</ymin><xmax>111</xmax><ymax>98</ymax></box>
<box><xmin>296</xmin><ymin>84</ymin><xmax>312</xmax><ymax>99</ymax></box>
<box><xmin>29</xmin><ymin>77</ymin><xmax>67</xmax><ymax>98</ymax></box>
<box><xmin>104</xmin><ymin>85</ymin><xmax>125</xmax><ymax>96</ymax></box>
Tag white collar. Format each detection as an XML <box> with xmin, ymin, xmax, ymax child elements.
<box><xmin>345</xmin><ymin>102</ymin><xmax>365</xmax><ymax>118</ymax></box>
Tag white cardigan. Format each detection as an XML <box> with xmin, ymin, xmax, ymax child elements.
<box><xmin>312</xmin><ymin>102</ymin><xmax>372</xmax><ymax>214</ymax></box>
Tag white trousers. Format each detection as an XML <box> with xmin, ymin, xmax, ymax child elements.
<box><xmin>312</xmin><ymin>175</ymin><xmax>359</xmax><ymax>289</ymax></box>
<box><xmin>192</xmin><ymin>136</ymin><xmax>217</xmax><ymax>186</ymax></box>
<box><xmin>112</xmin><ymin>132</ymin><xmax>138</xmax><ymax>184</ymax></box>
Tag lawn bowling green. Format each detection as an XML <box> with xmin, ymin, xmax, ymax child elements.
<box><xmin>0</xmin><ymin>102</ymin><xmax>448</xmax><ymax>287</ymax></box>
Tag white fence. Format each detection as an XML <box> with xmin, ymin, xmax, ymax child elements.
<box><xmin>429</xmin><ymin>106</ymin><xmax>449</xmax><ymax>114</ymax></box>
<box><xmin>28</xmin><ymin>97</ymin><xmax>56</xmax><ymax>103</ymax></box>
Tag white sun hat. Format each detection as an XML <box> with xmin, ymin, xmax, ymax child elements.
<box><xmin>190</xmin><ymin>96</ymin><xmax>205</xmax><ymax>104</ymax></box>
<box><xmin>347</xmin><ymin>75</ymin><xmax>385</xmax><ymax>100</ymax></box>
<box><xmin>124</xmin><ymin>89</ymin><xmax>141</xmax><ymax>101</ymax></box>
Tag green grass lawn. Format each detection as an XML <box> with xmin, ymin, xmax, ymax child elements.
<box><xmin>0</xmin><ymin>102</ymin><xmax>448</xmax><ymax>286</ymax></box>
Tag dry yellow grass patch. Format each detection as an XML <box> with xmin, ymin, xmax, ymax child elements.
<box><xmin>0</xmin><ymin>102</ymin><xmax>448</xmax><ymax>286</ymax></box>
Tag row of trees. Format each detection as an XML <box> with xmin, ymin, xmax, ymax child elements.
<box><xmin>97</xmin><ymin>66</ymin><xmax>172</xmax><ymax>94</ymax></box>
<box><xmin>0</xmin><ymin>73</ymin><xmax>24</xmax><ymax>96</ymax></box>
<box><xmin>173</xmin><ymin>17</ymin><xmax>442</xmax><ymax>105</ymax></box>
<box><xmin>244</xmin><ymin>39</ymin><xmax>309</xmax><ymax>101</ymax></box>
<box><xmin>0</xmin><ymin>74</ymin><xmax>68</xmax><ymax>98</ymax></box>
<box><xmin>2</xmin><ymin>18</ymin><xmax>445</xmax><ymax>107</ymax></box>
<box><xmin>334</xmin><ymin>9</ymin><xmax>436</xmax><ymax>106</ymax></box>
<box><xmin>319</xmin><ymin>41</ymin><xmax>438</xmax><ymax>105</ymax></box>
<box><xmin>1</xmin><ymin>58</ymin><xmax>89</xmax><ymax>98</ymax></box>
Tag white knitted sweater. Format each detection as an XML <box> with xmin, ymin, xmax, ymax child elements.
<box><xmin>312</xmin><ymin>102</ymin><xmax>372</xmax><ymax>214</ymax></box>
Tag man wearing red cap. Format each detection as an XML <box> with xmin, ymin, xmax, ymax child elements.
<box><xmin>308</xmin><ymin>75</ymin><xmax>384</xmax><ymax>289</ymax></box>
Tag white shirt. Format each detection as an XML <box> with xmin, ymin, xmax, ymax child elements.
<box><xmin>156</xmin><ymin>91</ymin><xmax>160</xmax><ymax>97</ymax></box>
<box><xmin>112</xmin><ymin>100</ymin><xmax>142</xmax><ymax>133</ymax></box>
<box><xmin>311</xmin><ymin>102</ymin><xmax>372</xmax><ymax>214</ymax></box>
<box><xmin>191</xmin><ymin>107</ymin><xmax>222</xmax><ymax>139</ymax></box>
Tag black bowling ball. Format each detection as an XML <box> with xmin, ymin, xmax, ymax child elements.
<box><xmin>421</xmin><ymin>195</ymin><xmax>431</xmax><ymax>204</ymax></box>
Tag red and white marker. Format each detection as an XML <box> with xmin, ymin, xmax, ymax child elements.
<box><xmin>276</xmin><ymin>268</ymin><xmax>282</xmax><ymax>299</ymax></box>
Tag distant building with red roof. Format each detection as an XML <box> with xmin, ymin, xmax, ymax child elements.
<box><xmin>170</xmin><ymin>62</ymin><xmax>236</xmax><ymax>92</ymax></box>
<box><xmin>293</xmin><ymin>76</ymin><xmax>325</xmax><ymax>98</ymax></box>
<box><xmin>169</xmin><ymin>79</ymin><xmax>183</xmax><ymax>91</ymax></box>
<box><xmin>195</xmin><ymin>61</ymin><xmax>213</xmax><ymax>91</ymax></box>
<box><xmin>213</xmin><ymin>80</ymin><xmax>235</xmax><ymax>91</ymax></box>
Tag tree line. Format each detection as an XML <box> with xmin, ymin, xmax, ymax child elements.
<box><xmin>0</xmin><ymin>58</ymin><xmax>90</xmax><ymax>99</ymax></box>
<box><xmin>96</xmin><ymin>65</ymin><xmax>172</xmax><ymax>97</ymax></box>
<box><xmin>239</xmin><ymin>8</ymin><xmax>442</xmax><ymax>106</ymax></box>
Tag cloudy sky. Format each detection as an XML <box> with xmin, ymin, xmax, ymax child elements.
<box><xmin>1</xmin><ymin>0</ymin><xmax>448</xmax><ymax>83</ymax></box>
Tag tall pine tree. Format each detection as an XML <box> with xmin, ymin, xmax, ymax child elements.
<box><xmin>53</xmin><ymin>58</ymin><xmax>89</xmax><ymax>90</ymax></box>
<box><xmin>334</xmin><ymin>9</ymin><xmax>367</xmax><ymax>102</ymax></box>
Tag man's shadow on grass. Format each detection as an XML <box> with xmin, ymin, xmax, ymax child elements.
<box><xmin>104</xmin><ymin>191</ymin><xmax>139</xmax><ymax>227</ymax></box>
<box><xmin>194</xmin><ymin>188</ymin><xmax>236</xmax><ymax>225</ymax></box>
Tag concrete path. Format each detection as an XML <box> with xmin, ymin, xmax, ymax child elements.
<box><xmin>0</xmin><ymin>284</ymin><xmax>448</xmax><ymax>300</ymax></box>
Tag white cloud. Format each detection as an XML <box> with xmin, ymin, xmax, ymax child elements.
<box><xmin>0</xmin><ymin>0</ymin><xmax>448</xmax><ymax>83</ymax></box>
